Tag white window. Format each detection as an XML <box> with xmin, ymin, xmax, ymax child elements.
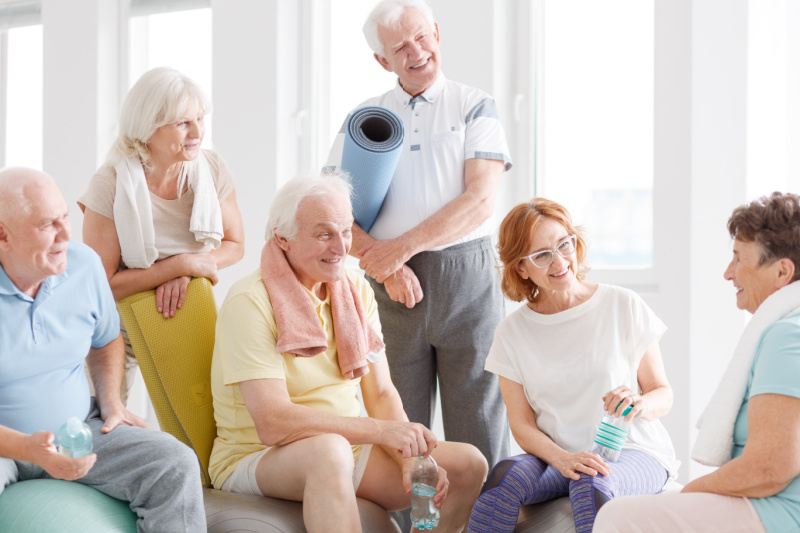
<box><xmin>128</xmin><ymin>3</ymin><xmax>213</xmax><ymax>147</ymax></box>
<box><xmin>536</xmin><ymin>0</ymin><xmax>654</xmax><ymax>270</ymax></box>
<box><xmin>0</xmin><ymin>7</ymin><xmax>43</xmax><ymax>169</ymax></box>
<box><xmin>321</xmin><ymin>0</ymin><xmax>397</xmax><ymax>165</ymax></box>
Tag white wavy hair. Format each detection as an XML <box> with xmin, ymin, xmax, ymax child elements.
<box><xmin>104</xmin><ymin>67</ymin><xmax>211</xmax><ymax>174</ymax></box>
<box><xmin>266</xmin><ymin>172</ymin><xmax>353</xmax><ymax>242</ymax></box>
<box><xmin>362</xmin><ymin>0</ymin><xmax>435</xmax><ymax>57</ymax></box>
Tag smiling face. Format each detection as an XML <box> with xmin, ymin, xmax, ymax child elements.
<box><xmin>515</xmin><ymin>217</ymin><xmax>580</xmax><ymax>298</ymax></box>
<box><xmin>374</xmin><ymin>7</ymin><xmax>441</xmax><ymax>97</ymax></box>
<box><xmin>724</xmin><ymin>238</ymin><xmax>783</xmax><ymax>314</ymax></box>
<box><xmin>146</xmin><ymin>106</ymin><xmax>205</xmax><ymax>167</ymax></box>
<box><xmin>277</xmin><ymin>191</ymin><xmax>354</xmax><ymax>296</ymax></box>
<box><xmin>0</xmin><ymin>178</ymin><xmax>71</xmax><ymax>296</ymax></box>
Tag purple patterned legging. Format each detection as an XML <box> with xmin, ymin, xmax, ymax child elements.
<box><xmin>468</xmin><ymin>450</ymin><xmax>667</xmax><ymax>533</ymax></box>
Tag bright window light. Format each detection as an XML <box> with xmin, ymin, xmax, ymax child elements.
<box><xmin>327</xmin><ymin>0</ymin><xmax>396</xmax><ymax>151</ymax></box>
<box><xmin>129</xmin><ymin>7</ymin><xmax>213</xmax><ymax>147</ymax></box>
<box><xmin>538</xmin><ymin>1</ymin><xmax>654</xmax><ymax>269</ymax></box>
<box><xmin>5</xmin><ymin>24</ymin><xmax>43</xmax><ymax>169</ymax></box>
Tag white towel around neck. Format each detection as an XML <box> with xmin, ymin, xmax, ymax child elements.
<box><xmin>113</xmin><ymin>151</ymin><xmax>223</xmax><ymax>269</ymax></box>
<box><xmin>692</xmin><ymin>280</ymin><xmax>800</xmax><ymax>466</ymax></box>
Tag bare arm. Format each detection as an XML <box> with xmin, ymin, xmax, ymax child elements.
<box><xmin>355</xmin><ymin>158</ymin><xmax>504</xmax><ymax>283</ymax></box>
<box><xmin>238</xmin><ymin>376</ymin><xmax>434</xmax><ymax>459</ymax></box>
<box><xmin>683</xmin><ymin>394</ymin><xmax>800</xmax><ymax>498</ymax></box>
<box><xmin>82</xmin><ymin>208</ymin><xmax>219</xmax><ymax>300</ymax></box>
<box><xmin>0</xmin><ymin>425</ymin><xmax>96</xmax><ymax>481</ymax></box>
<box><xmin>208</xmin><ymin>190</ymin><xmax>245</xmax><ymax>269</ymax></box>
<box><xmin>603</xmin><ymin>341</ymin><xmax>673</xmax><ymax>421</ymax></box>
<box><xmin>500</xmin><ymin>376</ymin><xmax>610</xmax><ymax>480</ymax></box>
<box><xmin>85</xmin><ymin>335</ymin><xmax>148</xmax><ymax>432</ymax></box>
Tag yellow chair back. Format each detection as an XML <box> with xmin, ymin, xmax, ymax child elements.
<box><xmin>117</xmin><ymin>277</ymin><xmax>217</xmax><ymax>487</ymax></box>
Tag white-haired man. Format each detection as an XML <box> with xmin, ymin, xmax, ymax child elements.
<box><xmin>209</xmin><ymin>174</ymin><xmax>487</xmax><ymax>532</ymax></box>
<box><xmin>0</xmin><ymin>167</ymin><xmax>206</xmax><ymax>532</ymax></box>
<box><xmin>324</xmin><ymin>0</ymin><xmax>511</xmax><ymax>469</ymax></box>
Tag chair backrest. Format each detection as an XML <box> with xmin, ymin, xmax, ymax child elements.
<box><xmin>117</xmin><ymin>277</ymin><xmax>217</xmax><ymax>487</ymax></box>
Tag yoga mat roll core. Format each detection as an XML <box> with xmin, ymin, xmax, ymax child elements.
<box><xmin>340</xmin><ymin>106</ymin><xmax>405</xmax><ymax>233</ymax></box>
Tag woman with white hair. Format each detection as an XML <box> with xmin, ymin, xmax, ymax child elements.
<box><xmin>80</xmin><ymin>66</ymin><xmax>244</xmax><ymax>404</ymax></box>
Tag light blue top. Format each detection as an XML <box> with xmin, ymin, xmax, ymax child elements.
<box><xmin>733</xmin><ymin>311</ymin><xmax>800</xmax><ymax>532</ymax></box>
<box><xmin>0</xmin><ymin>241</ymin><xmax>119</xmax><ymax>436</ymax></box>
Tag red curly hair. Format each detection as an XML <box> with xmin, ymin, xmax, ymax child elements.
<box><xmin>497</xmin><ymin>198</ymin><xmax>589</xmax><ymax>304</ymax></box>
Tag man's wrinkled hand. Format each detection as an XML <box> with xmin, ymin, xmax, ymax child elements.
<box><xmin>383</xmin><ymin>265</ymin><xmax>423</xmax><ymax>308</ymax></box>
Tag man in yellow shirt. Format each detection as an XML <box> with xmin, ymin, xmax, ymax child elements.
<box><xmin>209</xmin><ymin>173</ymin><xmax>487</xmax><ymax>532</ymax></box>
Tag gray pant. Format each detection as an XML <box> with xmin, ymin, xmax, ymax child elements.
<box><xmin>0</xmin><ymin>399</ymin><xmax>206</xmax><ymax>533</ymax></box>
<box><xmin>368</xmin><ymin>236</ymin><xmax>510</xmax><ymax>468</ymax></box>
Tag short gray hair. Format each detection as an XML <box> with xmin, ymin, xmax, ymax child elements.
<box><xmin>105</xmin><ymin>67</ymin><xmax>211</xmax><ymax>171</ymax></box>
<box><xmin>266</xmin><ymin>173</ymin><xmax>353</xmax><ymax>242</ymax></box>
<box><xmin>363</xmin><ymin>0</ymin><xmax>435</xmax><ymax>57</ymax></box>
<box><xmin>0</xmin><ymin>167</ymin><xmax>54</xmax><ymax>224</ymax></box>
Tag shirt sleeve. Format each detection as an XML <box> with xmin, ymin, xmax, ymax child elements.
<box><xmin>78</xmin><ymin>167</ymin><xmax>117</xmax><ymax>220</ymax></box>
<box><xmin>484</xmin><ymin>327</ymin><xmax>523</xmax><ymax>385</ymax></box>
<box><xmin>88</xmin><ymin>247</ymin><xmax>121</xmax><ymax>348</ymax></box>
<box><xmin>216</xmin><ymin>288</ymin><xmax>286</xmax><ymax>385</ymax></box>
<box><xmin>206</xmin><ymin>150</ymin><xmax>235</xmax><ymax>203</ymax></box>
<box><xmin>750</xmin><ymin>317</ymin><xmax>800</xmax><ymax>399</ymax></box>
<box><xmin>626</xmin><ymin>289</ymin><xmax>668</xmax><ymax>366</ymax></box>
<box><xmin>463</xmin><ymin>96</ymin><xmax>513</xmax><ymax>171</ymax></box>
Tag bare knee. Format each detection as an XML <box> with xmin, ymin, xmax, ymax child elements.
<box><xmin>441</xmin><ymin>443</ymin><xmax>488</xmax><ymax>493</ymax></box>
<box><xmin>304</xmin><ymin>434</ymin><xmax>355</xmax><ymax>484</ymax></box>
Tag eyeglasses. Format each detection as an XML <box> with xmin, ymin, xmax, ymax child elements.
<box><xmin>522</xmin><ymin>234</ymin><xmax>577</xmax><ymax>268</ymax></box>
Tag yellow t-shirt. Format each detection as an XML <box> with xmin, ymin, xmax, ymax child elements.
<box><xmin>208</xmin><ymin>267</ymin><xmax>384</xmax><ymax>488</ymax></box>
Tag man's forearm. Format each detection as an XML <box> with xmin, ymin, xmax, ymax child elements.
<box><xmin>85</xmin><ymin>335</ymin><xmax>125</xmax><ymax>410</ymax></box>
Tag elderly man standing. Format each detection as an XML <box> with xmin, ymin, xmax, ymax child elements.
<box><xmin>209</xmin><ymin>174</ymin><xmax>487</xmax><ymax>533</ymax></box>
<box><xmin>0</xmin><ymin>167</ymin><xmax>206</xmax><ymax>531</ymax></box>
<box><xmin>324</xmin><ymin>0</ymin><xmax>512</xmax><ymax>468</ymax></box>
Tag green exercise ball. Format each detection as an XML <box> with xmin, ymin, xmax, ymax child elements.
<box><xmin>0</xmin><ymin>479</ymin><xmax>138</xmax><ymax>532</ymax></box>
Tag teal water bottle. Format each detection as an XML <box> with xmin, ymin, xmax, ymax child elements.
<box><xmin>410</xmin><ymin>455</ymin><xmax>439</xmax><ymax>530</ymax></box>
<box><xmin>593</xmin><ymin>404</ymin><xmax>633</xmax><ymax>462</ymax></box>
<box><xmin>57</xmin><ymin>417</ymin><xmax>93</xmax><ymax>458</ymax></box>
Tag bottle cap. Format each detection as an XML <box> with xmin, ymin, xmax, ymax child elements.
<box><xmin>65</xmin><ymin>417</ymin><xmax>83</xmax><ymax>436</ymax></box>
<box><xmin>613</xmin><ymin>401</ymin><xmax>634</xmax><ymax>417</ymax></box>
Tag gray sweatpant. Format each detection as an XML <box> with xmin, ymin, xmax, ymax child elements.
<box><xmin>0</xmin><ymin>399</ymin><xmax>206</xmax><ymax>533</ymax></box>
<box><xmin>368</xmin><ymin>236</ymin><xmax>510</xmax><ymax>468</ymax></box>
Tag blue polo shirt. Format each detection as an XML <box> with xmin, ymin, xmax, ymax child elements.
<box><xmin>733</xmin><ymin>312</ymin><xmax>800</xmax><ymax>532</ymax></box>
<box><xmin>0</xmin><ymin>241</ymin><xmax>119</xmax><ymax>436</ymax></box>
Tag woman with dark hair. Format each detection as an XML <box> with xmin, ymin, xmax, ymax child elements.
<box><xmin>596</xmin><ymin>192</ymin><xmax>800</xmax><ymax>533</ymax></box>
<box><xmin>468</xmin><ymin>198</ymin><xmax>678</xmax><ymax>533</ymax></box>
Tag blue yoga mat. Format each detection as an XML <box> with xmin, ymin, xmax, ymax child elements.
<box><xmin>341</xmin><ymin>106</ymin><xmax>405</xmax><ymax>233</ymax></box>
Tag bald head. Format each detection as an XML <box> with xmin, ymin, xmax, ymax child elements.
<box><xmin>0</xmin><ymin>167</ymin><xmax>58</xmax><ymax>225</ymax></box>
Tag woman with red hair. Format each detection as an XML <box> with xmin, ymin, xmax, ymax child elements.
<box><xmin>468</xmin><ymin>198</ymin><xmax>678</xmax><ymax>533</ymax></box>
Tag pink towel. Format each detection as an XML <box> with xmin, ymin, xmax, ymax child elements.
<box><xmin>260</xmin><ymin>240</ymin><xmax>384</xmax><ymax>380</ymax></box>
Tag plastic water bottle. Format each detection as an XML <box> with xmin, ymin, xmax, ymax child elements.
<box><xmin>57</xmin><ymin>417</ymin><xmax>93</xmax><ymax>458</ymax></box>
<box><xmin>593</xmin><ymin>404</ymin><xmax>633</xmax><ymax>462</ymax></box>
<box><xmin>411</xmin><ymin>455</ymin><xmax>439</xmax><ymax>530</ymax></box>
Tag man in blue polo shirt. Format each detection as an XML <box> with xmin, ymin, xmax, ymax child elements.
<box><xmin>0</xmin><ymin>167</ymin><xmax>206</xmax><ymax>532</ymax></box>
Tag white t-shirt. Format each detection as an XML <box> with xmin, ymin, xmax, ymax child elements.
<box><xmin>324</xmin><ymin>73</ymin><xmax>512</xmax><ymax>250</ymax></box>
<box><xmin>486</xmin><ymin>283</ymin><xmax>679</xmax><ymax>477</ymax></box>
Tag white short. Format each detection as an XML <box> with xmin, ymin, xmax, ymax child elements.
<box><xmin>221</xmin><ymin>444</ymin><xmax>373</xmax><ymax>496</ymax></box>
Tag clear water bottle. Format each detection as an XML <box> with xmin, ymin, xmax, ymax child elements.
<box><xmin>411</xmin><ymin>455</ymin><xmax>440</xmax><ymax>530</ymax></box>
<box><xmin>57</xmin><ymin>417</ymin><xmax>93</xmax><ymax>458</ymax></box>
<box><xmin>593</xmin><ymin>404</ymin><xmax>633</xmax><ymax>462</ymax></box>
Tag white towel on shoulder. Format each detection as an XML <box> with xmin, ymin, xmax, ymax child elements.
<box><xmin>692</xmin><ymin>280</ymin><xmax>800</xmax><ymax>466</ymax></box>
<box><xmin>113</xmin><ymin>151</ymin><xmax>223</xmax><ymax>269</ymax></box>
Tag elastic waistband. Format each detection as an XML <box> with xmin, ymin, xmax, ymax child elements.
<box><xmin>417</xmin><ymin>236</ymin><xmax>494</xmax><ymax>259</ymax></box>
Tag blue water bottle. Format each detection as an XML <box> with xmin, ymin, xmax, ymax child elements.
<box><xmin>410</xmin><ymin>455</ymin><xmax>440</xmax><ymax>530</ymax></box>
<box><xmin>57</xmin><ymin>417</ymin><xmax>93</xmax><ymax>458</ymax></box>
<box><xmin>593</xmin><ymin>404</ymin><xmax>633</xmax><ymax>462</ymax></box>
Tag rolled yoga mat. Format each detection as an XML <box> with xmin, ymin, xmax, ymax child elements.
<box><xmin>340</xmin><ymin>106</ymin><xmax>404</xmax><ymax>233</ymax></box>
